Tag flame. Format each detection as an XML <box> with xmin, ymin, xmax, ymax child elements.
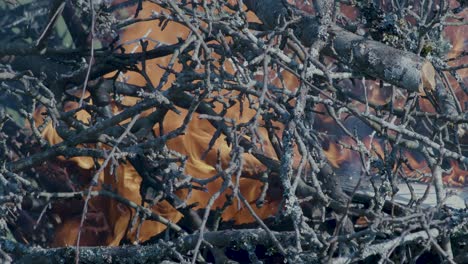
<box><xmin>323</xmin><ymin>138</ymin><xmax>356</xmax><ymax>168</ymax></box>
<box><xmin>443</xmin><ymin>161</ymin><xmax>468</xmax><ymax>187</ymax></box>
<box><xmin>34</xmin><ymin>1</ymin><xmax>467</xmax><ymax>247</ymax></box>
<box><xmin>35</xmin><ymin>2</ymin><xmax>282</xmax><ymax>246</ymax></box>
<box><xmin>34</xmin><ymin>101</ymin><xmax>95</xmax><ymax>170</ymax></box>
<box><xmin>323</xmin><ymin>137</ymin><xmax>386</xmax><ymax>171</ymax></box>
<box><xmin>362</xmin><ymin>137</ymin><xmax>385</xmax><ymax>159</ymax></box>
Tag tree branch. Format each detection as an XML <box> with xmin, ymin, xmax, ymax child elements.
<box><xmin>244</xmin><ymin>0</ymin><xmax>436</xmax><ymax>93</ymax></box>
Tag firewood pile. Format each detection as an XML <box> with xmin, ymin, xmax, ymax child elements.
<box><xmin>0</xmin><ymin>0</ymin><xmax>467</xmax><ymax>263</ymax></box>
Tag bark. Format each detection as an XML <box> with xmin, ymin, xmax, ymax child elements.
<box><xmin>3</xmin><ymin>227</ymin><xmax>452</xmax><ymax>263</ymax></box>
<box><xmin>244</xmin><ymin>0</ymin><xmax>436</xmax><ymax>93</ymax></box>
<box><xmin>1</xmin><ymin>229</ymin><xmax>313</xmax><ymax>264</ymax></box>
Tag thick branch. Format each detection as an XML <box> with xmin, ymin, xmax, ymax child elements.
<box><xmin>244</xmin><ymin>0</ymin><xmax>436</xmax><ymax>92</ymax></box>
<box><xmin>334</xmin><ymin>228</ymin><xmax>441</xmax><ymax>264</ymax></box>
<box><xmin>2</xmin><ymin>229</ymin><xmax>311</xmax><ymax>264</ymax></box>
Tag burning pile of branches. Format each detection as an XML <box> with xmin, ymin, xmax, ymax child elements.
<box><xmin>0</xmin><ymin>0</ymin><xmax>467</xmax><ymax>263</ymax></box>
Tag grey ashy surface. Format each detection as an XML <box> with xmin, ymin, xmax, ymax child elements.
<box><xmin>340</xmin><ymin>174</ymin><xmax>468</xmax><ymax>209</ymax></box>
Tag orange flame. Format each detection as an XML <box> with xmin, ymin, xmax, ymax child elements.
<box><xmin>323</xmin><ymin>138</ymin><xmax>355</xmax><ymax>168</ymax></box>
<box><xmin>35</xmin><ymin>2</ymin><xmax>282</xmax><ymax>246</ymax></box>
<box><xmin>34</xmin><ymin>1</ymin><xmax>467</xmax><ymax>247</ymax></box>
<box><xmin>443</xmin><ymin>161</ymin><xmax>468</xmax><ymax>187</ymax></box>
